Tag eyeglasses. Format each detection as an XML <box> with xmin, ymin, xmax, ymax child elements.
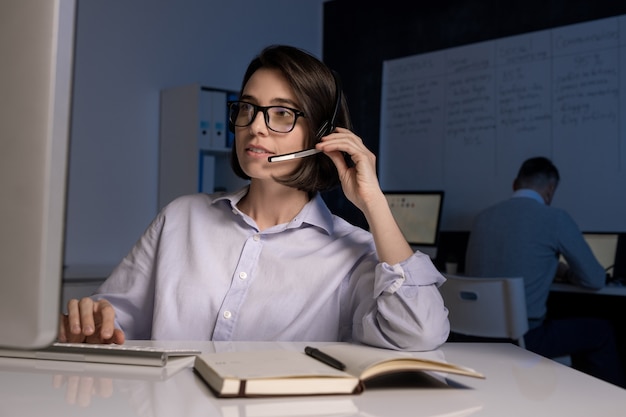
<box><xmin>227</xmin><ymin>101</ymin><xmax>305</xmax><ymax>133</ymax></box>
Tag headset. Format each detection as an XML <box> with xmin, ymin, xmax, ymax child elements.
<box><xmin>268</xmin><ymin>70</ymin><xmax>342</xmax><ymax>162</ymax></box>
<box><xmin>315</xmin><ymin>70</ymin><xmax>342</xmax><ymax>139</ymax></box>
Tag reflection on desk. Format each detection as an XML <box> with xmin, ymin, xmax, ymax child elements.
<box><xmin>1</xmin><ymin>341</ymin><xmax>625</xmax><ymax>417</ymax></box>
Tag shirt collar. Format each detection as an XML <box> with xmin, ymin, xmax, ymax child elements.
<box><xmin>213</xmin><ymin>186</ymin><xmax>248</xmax><ymax>206</ymax></box>
<box><xmin>512</xmin><ymin>188</ymin><xmax>545</xmax><ymax>205</ymax></box>
<box><xmin>212</xmin><ymin>186</ymin><xmax>335</xmax><ymax>235</ymax></box>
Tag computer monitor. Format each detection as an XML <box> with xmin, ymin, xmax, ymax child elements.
<box><xmin>384</xmin><ymin>191</ymin><xmax>444</xmax><ymax>258</ymax></box>
<box><xmin>582</xmin><ymin>233</ymin><xmax>619</xmax><ymax>277</ymax></box>
<box><xmin>0</xmin><ymin>0</ymin><xmax>76</xmax><ymax>349</ymax></box>
<box><xmin>559</xmin><ymin>232</ymin><xmax>619</xmax><ymax>279</ymax></box>
<box><xmin>613</xmin><ymin>234</ymin><xmax>626</xmax><ymax>280</ymax></box>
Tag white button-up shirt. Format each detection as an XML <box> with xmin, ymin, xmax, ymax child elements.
<box><xmin>93</xmin><ymin>187</ymin><xmax>449</xmax><ymax>351</ymax></box>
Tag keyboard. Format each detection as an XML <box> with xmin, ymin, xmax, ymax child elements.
<box><xmin>0</xmin><ymin>342</ymin><xmax>201</xmax><ymax>367</ymax></box>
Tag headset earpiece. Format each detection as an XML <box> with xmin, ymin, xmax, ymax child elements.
<box><xmin>316</xmin><ymin>70</ymin><xmax>342</xmax><ymax>140</ymax></box>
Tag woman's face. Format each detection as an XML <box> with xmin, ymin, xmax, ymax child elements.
<box><xmin>234</xmin><ymin>68</ymin><xmax>308</xmax><ymax>181</ymax></box>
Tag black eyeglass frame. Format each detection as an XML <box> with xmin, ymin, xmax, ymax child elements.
<box><xmin>227</xmin><ymin>100</ymin><xmax>306</xmax><ymax>133</ymax></box>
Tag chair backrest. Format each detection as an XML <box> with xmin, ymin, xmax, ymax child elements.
<box><xmin>439</xmin><ymin>273</ymin><xmax>528</xmax><ymax>347</ymax></box>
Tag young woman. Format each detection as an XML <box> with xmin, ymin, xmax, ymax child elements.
<box><xmin>59</xmin><ymin>45</ymin><xmax>449</xmax><ymax>351</ymax></box>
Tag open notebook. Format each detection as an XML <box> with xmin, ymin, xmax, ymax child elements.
<box><xmin>0</xmin><ymin>342</ymin><xmax>200</xmax><ymax>367</ymax></box>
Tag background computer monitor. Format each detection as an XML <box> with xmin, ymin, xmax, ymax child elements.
<box><xmin>559</xmin><ymin>232</ymin><xmax>619</xmax><ymax>279</ymax></box>
<box><xmin>0</xmin><ymin>0</ymin><xmax>76</xmax><ymax>349</ymax></box>
<box><xmin>613</xmin><ymin>234</ymin><xmax>626</xmax><ymax>280</ymax></box>
<box><xmin>383</xmin><ymin>191</ymin><xmax>444</xmax><ymax>259</ymax></box>
<box><xmin>582</xmin><ymin>233</ymin><xmax>619</xmax><ymax>277</ymax></box>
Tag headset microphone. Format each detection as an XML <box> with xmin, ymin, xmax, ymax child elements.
<box><xmin>268</xmin><ymin>71</ymin><xmax>342</xmax><ymax>163</ymax></box>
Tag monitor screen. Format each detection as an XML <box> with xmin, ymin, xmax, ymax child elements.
<box><xmin>613</xmin><ymin>234</ymin><xmax>626</xmax><ymax>280</ymax></box>
<box><xmin>384</xmin><ymin>191</ymin><xmax>444</xmax><ymax>248</ymax></box>
<box><xmin>0</xmin><ymin>0</ymin><xmax>76</xmax><ymax>349</ymax></box>
<box><xmin>559</xmin><ymin>232</ymin><xmax>619</xmax><ymax>278</ymax></box>
<box><xmin>583</xmin><ymin>233</ymin><xmax>619</xmax><ymax>275</ymax></box>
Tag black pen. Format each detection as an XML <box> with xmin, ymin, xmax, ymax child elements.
<box><xmin>304</xmin><ymin>346</ymin><xmax>346</xmax><ymax>371</ymax></box>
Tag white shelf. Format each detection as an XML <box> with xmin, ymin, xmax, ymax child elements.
<box><xmin>158</xmin><ymin>84</ymin><xmax>248</xmax><ymax>210</ymax></box>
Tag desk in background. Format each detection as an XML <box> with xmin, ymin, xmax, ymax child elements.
<box><xmin>548</xmin><ymin>281</ymin><xmax>626</xmax><ymax>385</ymax></box>
<box><xmin>550</xmin><ymin>281</ymin><xmax>626</xmax><ymax>297</ymax></box>
<box><xmin>0</xmin><ymin>341</ymin><xmax>624</xmax><ymax>417</ymax></box>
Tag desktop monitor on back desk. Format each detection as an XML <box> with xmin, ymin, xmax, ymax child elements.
<box><xmin>612</xmin><ymin>234</ymin><xmax>626</xmax><ymax>280</ymax></box>
<box><xmin>0</xmin><ymin>0</ymin><xmax>76</xmax><ymax>349</ymax></box>
<box><xmin>383</xmin><ymin>191</ymin><xmax>444</xmax><ymax>259</ymax></box>
<box><xmin>581</xmin><ymin>233</ymin><xmax>619</xmax><ymax>280</ymax></box>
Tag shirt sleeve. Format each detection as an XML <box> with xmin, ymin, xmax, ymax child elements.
<box><xmin>91</xmin><ymin>213</ymin><xmax>163</xmax><ymax>339</ymax></box>
<box><xmin>557</xmin><ymin>212</ymin><xmax>606</xmax><ymax>289</ymax></box>
<box><xmin>351</xmin><ymin>251</ymin><xmax>450</xmax><ymax>351</ymax></box>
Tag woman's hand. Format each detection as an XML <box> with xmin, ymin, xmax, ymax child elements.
<box><xmin>58</xmin><ymin>298</ymin><xmax>125</xmax><ymax>344</ymax></box>
<box><xmin>317</xmin><ymin>127</ymin><xmax>382</xmax><ymax>212</ymax></box>
<box><xmin>318</xmin><ymin>127</ymin><xmax>414</xmax><ymax>264</ymax></box>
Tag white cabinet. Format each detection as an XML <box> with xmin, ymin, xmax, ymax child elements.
<box><xmin>158</xmin><ymin>84</ymin><xmax>248</xmax><ymax>209</ymax></box>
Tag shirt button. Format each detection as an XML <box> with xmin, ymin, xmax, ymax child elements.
<box><xmin>239</xmin><ymin>271</ymin><xmax>248</xmax><ymax>280</ymax></box>
<box><xmin>223</xmin><ymin>310</ymin><xmax>232</xmax><ymax>319</ymax></box>
<box><xmin>253</xmin><ymin>234</ymin><xmax>261</xmax><ymax>242</ymax></box>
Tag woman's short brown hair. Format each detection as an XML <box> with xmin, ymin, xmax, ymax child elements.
<box><xmin>230</xmin><ymin>44</ymin><xmax>352</xmax><ymax>194</ymax></box>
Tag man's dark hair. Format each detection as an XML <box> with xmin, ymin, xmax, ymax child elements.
<box><xmin>515</xmin><ymin>156</ymin><xmax>560</xmax><ymax>188</ymax></box>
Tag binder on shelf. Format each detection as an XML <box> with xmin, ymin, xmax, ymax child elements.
<box><xmin>198</xmin><ymin>88</ymin><xmax>227</xmax><ymax>150</ymax></box>
<box><xmin>198</xmin><ymin>88</ymin><xmax>211</xmax><ymax>149</ymax></box>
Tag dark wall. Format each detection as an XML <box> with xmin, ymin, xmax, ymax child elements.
<box><xmin>321</xmin><ymin>0</ymin><xmax>626</xmax><ymax>229</ymax></box>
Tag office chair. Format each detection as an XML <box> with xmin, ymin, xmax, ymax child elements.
<box><xmin>439</xmin><ymin>273</ymin><xmax>528</xmax><ymax>348</ymax></box>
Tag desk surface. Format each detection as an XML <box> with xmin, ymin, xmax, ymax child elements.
<box><xmin>1</xmin><ymin>341</ymin><xmax>624</xmax><ymax>417</ymax></box>
<box><xmin>550</xmin><ymin>281</ymin><xmax>626</xmax><ymax>296</ymax></box>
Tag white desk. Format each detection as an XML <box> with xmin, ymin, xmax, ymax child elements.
<box><xmin>0</xmin><ymin>341</ymin><xmax>624</xmax><ymax>417</ymax></box>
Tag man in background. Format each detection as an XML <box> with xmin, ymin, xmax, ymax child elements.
<box><xmin>465</xmin><ymin>156</ymin><xmax>624</xmax><ymax>387</ymax></box>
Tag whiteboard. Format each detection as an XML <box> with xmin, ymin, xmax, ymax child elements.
<box><xmin>379</xmin><ymin>15</ymin><xmax>626</xmax><ymax>231</ymax></box>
